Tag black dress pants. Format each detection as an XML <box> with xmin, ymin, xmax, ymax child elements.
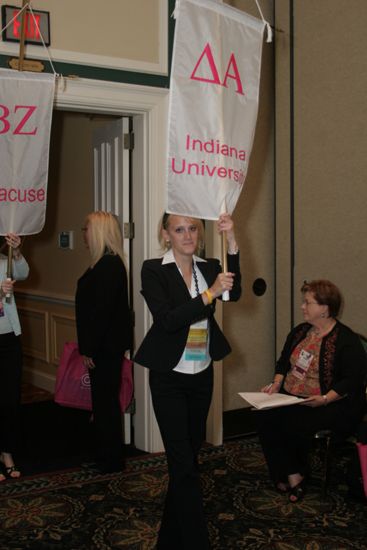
<box><xmin>255</xmin><ymin>399</ymin><xmax>353</xmax><ymax>483</ymax></box>
<box><xmin>89</xmin><ymin>350</ymin><xmax>124</xmax><ymax>471</ymax></box>
<box><xmin>0</xmin><ymin>332</ymin><xmax>22</xmax><ymax>453</ymax></box>
<box><xmin>149</xmin><ymin>364</ymin><xmax>213</xmax><ymax>550</ymax></box>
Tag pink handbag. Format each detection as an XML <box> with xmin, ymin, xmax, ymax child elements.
<box><xmin>55</xmin><ymin>342</ymin><xmax>134</xmax><ymax>412</ymax></box>
<box><xmin>356</xmin><ymin>442</ymin><xmax>367</xmax><ymax>499</ymax></box>
<box><xmin>55</xmin><ymin>342</ymin><xmax>92</xmax><ymax>410</ymax></box>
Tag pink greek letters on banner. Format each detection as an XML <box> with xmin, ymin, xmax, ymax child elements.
<box><xmin>0</xmin><ymin>104</ymin><xmax>38</xmax><ymax>135</ymax></box>
<box><xmin>166</xmin><ymin>0</ymin><xmax>266</xmax><ymax>220</ymax></box>
<box><xmin>190</xmin><ymin>43</ymin><xmax>244</xmax><ymax>96</ymax></box>
<box><xmin>0</xmin><ymin>69</ymin><xmax>55</xmax><ymax>235</ymax></box>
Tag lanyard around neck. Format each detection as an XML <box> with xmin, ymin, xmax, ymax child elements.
<box><xmin>192</xmin><ymin>261</ymin><xmax>200</xmax><ymax>297</ymax></box>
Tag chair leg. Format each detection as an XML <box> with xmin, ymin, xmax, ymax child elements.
<box><xmin>321</xmin><ymin>434</ymin><xmax>332</xmax><ymax>499</ymax></box>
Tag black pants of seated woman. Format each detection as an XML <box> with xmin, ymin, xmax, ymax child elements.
<box><xmin>255</xmin><ymin>400</ymin><xmax>353</xmax><ymax>484</ymax></box>
<box><xmin>149</xmin><ymin>364</ymin><xmax>213</xmax><ymax>550</ymax></box>
<box><xmin>89</xmin><ymin>351</ymin><xmax>124</xmax><ymax>472</ymax></box>
<box><xmin>0</xmin><ymin>333</ymin><xmax>22</xmax><ymax>454</ymax></box>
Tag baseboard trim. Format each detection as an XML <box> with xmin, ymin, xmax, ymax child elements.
<box><xmin>23</xmin><ymin>367</ymin><xmax>55</xmax><ymax>394</ymax></box>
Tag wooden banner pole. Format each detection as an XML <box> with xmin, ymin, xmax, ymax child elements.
<box><xmin>221</xmin><ymin>201</ymin><xmax>229</xmax><ymax>301</ymax></box>
<box><xmin>7</xmin><ymin>1</ymin><xmax>27</xmax><ymax>294</ymax></box>
<box><xmin>221</xmin><ymin>231</ymin><xmax>228</xmax><ymax>273</ymax></box>
<box><xmin>6</xmin><ymin>244</ymin><xmax>13</xmax><ymax>303</ymax></box>
<box><xmin>6</xmin><ymin>247</ymin><xmax>13</xmax><ymax>279</ymax></box>
<box><xmin>18</xmin><ymin>0</ymin><xmax>28</xmax><ymax>71</ymax></box>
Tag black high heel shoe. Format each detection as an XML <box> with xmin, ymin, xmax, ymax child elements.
<box><xmin>0</xmin><ymin>454</ymin><xmax>21</xmax><ymax>479</ymax></box>
<box><xmin>289</xmin><ymin>479</ymin><xmax>306</xmax><ymax>503</ymax></box>
<box><xmin>4</xmin><ymin>465</ymin><xmax>21</xmax><ymax>479</ymax></box>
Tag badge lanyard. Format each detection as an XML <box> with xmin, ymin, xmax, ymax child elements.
<box><xmin>292</xmin><ymin>349</ymin><xmax>314</xmax><ymax>379</ymax></box>
<box><xmin>184</xmin><ymin>262</ymin><xmax>208</xmax><ymax>361</ymax></box>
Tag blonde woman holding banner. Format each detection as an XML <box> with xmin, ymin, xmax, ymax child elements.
<box><xmin>135</xmin><ymin>212</ymin><xmax>241</xmax><ymax>550</ymax></box>
<box><xmin>0</xmin><ymin>234</ymin><xmax>29</xmax><ymax>480</ymax></box>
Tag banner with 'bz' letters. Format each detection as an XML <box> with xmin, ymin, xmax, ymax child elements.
<box><xmin>0</xmin><ymin>69</ymin><xmax>55</xmax><ymax>235</ymax></box>
<box><xmin>167</xmin><ymin>0</ymin><xmax>266</xmax><ymax>220</ymax></box>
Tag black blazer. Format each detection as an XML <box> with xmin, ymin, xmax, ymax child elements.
<box><xmin>134</xmin><ymin>253</ymin><xmax>241</xmax><ymax>372</ymax></box>
<box><xmin>75</xmin><ymin>254</ymin><xmax>132</xmax><ymax>357</ymax></box>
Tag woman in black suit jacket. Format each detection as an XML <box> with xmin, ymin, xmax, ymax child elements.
<box><xmin>75</xmin><ymin>211</ymin><xmax>131</xmax><ymax>473</ymax></box>
<box><xmin>134</xmin><ymin>212</ymin><xmax>241</xmax><ymax>550</ymax></box>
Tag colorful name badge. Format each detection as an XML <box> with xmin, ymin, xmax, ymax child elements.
<box><xmin>292</xmin><ymin>349</ymin><xmax>313</xmax><ymax>379</ymax></box>
<box><xmin>185</xmin><ymin>320</ymin><xmax>208</xmax><ymax>361</ymax></box>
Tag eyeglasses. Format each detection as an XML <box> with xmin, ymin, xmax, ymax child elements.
<box><xmin>302</xmin><ymin>300</ymin><xmax>319</xmax><ymax>306</ymax></box>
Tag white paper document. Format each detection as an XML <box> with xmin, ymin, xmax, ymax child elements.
<box><xmin>238</xmin><ymin>392</ymin><xmax>305</xmax><ymax>410</ymax></box>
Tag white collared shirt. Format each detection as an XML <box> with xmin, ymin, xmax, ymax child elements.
<box><xmin>162</xmin><ymin>249</ymin><xmax>211</xmax><ymax>375</ymax></box>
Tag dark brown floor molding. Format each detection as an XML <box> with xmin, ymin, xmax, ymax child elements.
<box><xmin>223</xmin><ymin>407</ymin><xmax>257</xmax><ymax>440</ymax></box>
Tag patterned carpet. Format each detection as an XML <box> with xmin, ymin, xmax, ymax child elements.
<box><xmin>0</xmin><ymin>436</ymin><xmax>366</xmax><ymax>550</ymax></box>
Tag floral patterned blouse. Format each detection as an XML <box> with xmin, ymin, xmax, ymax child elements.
<box><xmin>284</xmin><ymin>330</ymin><xmax>322</xmax><ymax>397</ymax></box>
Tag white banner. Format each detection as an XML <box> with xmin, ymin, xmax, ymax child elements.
<box><xmin>0</xmin><ymin>69</ymin><xmax>55</xmax><ymax>235</ymax></box>
<box><xmin>167</xmin><ymin>0</ymin><xmax>265</xmax><ymax>220</ymax></box>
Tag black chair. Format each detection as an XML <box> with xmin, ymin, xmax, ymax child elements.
<box><xmin>313</xmin><ymin>428</ymin><xmax>333</xmax><ymax>498</ymax></box>
<box><xmin>314</xmin><ymin>334</ymin><xmax>367</xmax><ymax>499</ymax></box>
<box><xmin>313</xmin><ymin>334</ymin><xmax>367</xmax><ymax>498</ymax></box>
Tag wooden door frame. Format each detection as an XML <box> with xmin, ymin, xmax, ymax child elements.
<box><xmin>55</xmin><ymin>76</ymin><xmax>167</xmax><ymax>452</ymax></box>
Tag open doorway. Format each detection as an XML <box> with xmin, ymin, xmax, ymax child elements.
<box><xmin>17</xmin><ymin>78</ymin><xmax>169</xmax><ymax>453</ymax></box>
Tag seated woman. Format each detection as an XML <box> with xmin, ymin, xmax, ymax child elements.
<box><xmin>256</xmin><ymin>280</ymin><xmax>367</xmax><ymax>502</ymax></box>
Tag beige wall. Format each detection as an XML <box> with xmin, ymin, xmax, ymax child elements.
<box><xmin>293</xmin><ymin>0</ymin><xmax>367</xmax><ymax>333</ymax></box>
<box><xmin>275</xmin><ymin>0</ymin><xmax>367</xmax><ymax>346</ymax></box>
<box><xmin>274</xmin><ymin>0</ymin><xmax>292</xmax><ymax>353</ymax></box>
<box><xmin>0</xmin><ymin>0</ymin><xmax>167</xmax><ymax>73</ymax></box>
<box><xmin>33</xmin><ymin>0</ymin><xmax>160</xmax><ymax>62</ymax></box>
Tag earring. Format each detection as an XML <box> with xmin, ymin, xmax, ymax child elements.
<box><xmin>321</xmin><ymin>312</ymin><xmax>326</xmax><ymax>318</ymax></box>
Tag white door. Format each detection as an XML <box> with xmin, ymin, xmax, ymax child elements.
<box><xmin>92</xmin><ymin>116</ymin><xmax>133</xmax><ymax>444</ymax></box>
<box><xmin>92</xmin><ymin>117</ymin><xmax>131</xmax><ymax>262</ymax></box>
